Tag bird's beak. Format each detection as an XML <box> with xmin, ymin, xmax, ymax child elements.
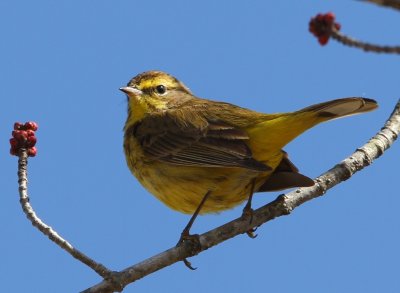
<box><xmin>119</xmin><ymin>86</ymin><xmax>143</xmax><ymax>96</ymax></box>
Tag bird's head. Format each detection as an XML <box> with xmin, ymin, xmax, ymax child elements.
<box><xmin>121</xmin><ymin>71</ymin><xmax>193</xmax><ymax>124</ymax></box>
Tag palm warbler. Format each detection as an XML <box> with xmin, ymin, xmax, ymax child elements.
<box><xmin>121</xmin><ymin>71</ymin><xmax>377</xmax><ymax>216</ymax></box>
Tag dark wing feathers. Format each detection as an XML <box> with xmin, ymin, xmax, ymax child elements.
<box><xmin>257</xmin><ymin>151</ymin><xmax>314</xmax><ymax>192</ymax></box>
<box><xmin>133</xmin><ymin>110</ymin><xmax>270</xmax><ymax>171</ymax></box>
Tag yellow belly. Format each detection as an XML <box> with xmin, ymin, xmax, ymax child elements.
<box><xmin>125</xmin><ymin>138</ymin><xmax>282</xmax><ymax>214</ymax></box>
<box><xmin>138</xmin><ymin>163</ymin><xmax>260</xmax><ymax>214</ymax></box>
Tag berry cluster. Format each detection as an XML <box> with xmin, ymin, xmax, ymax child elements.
<box><xmin>10</xmin><ymin>122</ymin><xmax>38</xmax><ymax>157</ymax></box>
<box><xmin>309</xmin><ymin>12</ymin><xmax>341</xmax><ymax>45</ymax></box>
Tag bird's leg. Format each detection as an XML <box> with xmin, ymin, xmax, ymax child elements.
<box><xmin>178</xmin><ymin>190</ymin><xmax>211</xmax><ymax>242</ymax></box>
<box><xmin>177</xmin><ymin>190</ymin><xmax>211</xmax><ymax>270</ymax></box>
<box><xmin>241</xmin><ymin>179</ymin><xmax>258</xmax><ymax>238</ymax></box>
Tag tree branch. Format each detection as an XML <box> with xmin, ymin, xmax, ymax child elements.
<box><xmin>331</xmin><ymin>28</ymin><xmax>400</xmax><ymax>54</ymax></box>
<box><xmin>81</xmin><ymin>99</ymin><xmax>400</xmax><ymax>293</ymax></box>
<box><xmin>363</xmin><ymin>0</ymin><xmax>400</xmax><ymax>11</ymax></box>
<box><xmin>17</xmin><ymin>148</ymin><xmax>114</xmax><ymax>280</ymax></box>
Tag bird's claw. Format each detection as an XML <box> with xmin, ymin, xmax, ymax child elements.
<box><xmin>241</xmin><ymin>206</ymin><xmax>258</xmax><ymax>238</ymax></box>
<box><xmin>183</xmin><ymin>258</ymin><xmax>197</xmax><ymax>270</ymax></box>
<box><xmin>246</xmin><ymin>227</ymin><xmax>258</xmax><ymax>239</ymax></box>
<box><xmin>176</xmin><ymin>233</ymin><xmax>201</xmax><ymax>270</ymax></box>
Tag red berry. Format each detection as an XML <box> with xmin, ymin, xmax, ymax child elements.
<box><xmin>28</xmin><ymin>147</ymin><xmax>37</xmax><ymax>157</ymax></box>
<box><xmin>10</xmin><ymin>147</ymin><xmax>18</xmax><ymax>156</ymax></box>
<box><xmin>26</xmin><ymin>129</ymin><xmax>35</xmax><ymax>137</ymax></box>
<box><xmin>325</xmin><ymin>12</ymin><xmax>335</xmax><ymax>23</ymax></box>
<box><xmin>24</xmin><ymin>121</ymin><xmax>38</xmax><ymax>131</ymax></box>
<box><xmin>12</xmin><ymin>130</ymin><xmax>28</xmax><ymax>141</ymax></box>
<box><xmin>20</xmin><ymin>130</ymin><xmax>28</xmax><ymax>139</ymax></box>
<box><xmin>10</xmin><ymin>121</ymin><xmax>39</xmax><ymax>157</ymax></box>
<box><xmin>26</xmin><ymin>136</ymin><xmax>37</xmax><ymax>147</ymax></box>
<box><xmin>14</xmin><ymin>122</ymin><xmax>23</xmax><ymax>130</ymax></box>
<box><xmin>9</xmin><ymin>138</ymin><xmax>19</xmax><ymax>148</ymax></box>
<box><xmin>318</xmin><ymin>35</ymin><xmax>329</xmax><ymax>45</ymax></box>
<box><xmin>309</xmin><ymin>12</ymin><xmax>340</xmax><ymax>46</ymax></box>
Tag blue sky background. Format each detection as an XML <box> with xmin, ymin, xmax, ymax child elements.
<box><xmin>1</xmin><ymin>1</ymin><xmax>399</xmax><ymax>292</ymax></box>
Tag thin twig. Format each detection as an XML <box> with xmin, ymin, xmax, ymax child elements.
<box><xmin>331</xmin><ymin>28</ymin><xmax>400</xmax><ymax>54</ymax></box>
<box><xmin>363</xmin><ymin>0</ymin><xmax>400</xmax><ymax>11</ymax></box>
<box><xmin>82</xmin><ymin>101</ymin><xmax>400</xmax><ymax>293</ymax></box>
<box><xmin>17</xmin><ymin>149</ymin><xmax>114</xmax><ymax>280</ymax></box>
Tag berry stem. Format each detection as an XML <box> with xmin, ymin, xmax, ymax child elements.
<box><xmin>331</xmin><ymin>28</ymin><xmax>400</xmax><ymax>54</ymax></box>
<box><xmin>16</xmin><ymin>148</ymin><xmax>112</xmax><ymax>279</ymax></box>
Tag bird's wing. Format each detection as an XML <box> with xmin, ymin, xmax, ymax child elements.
<box><xmin>130</xmin><ymin>109</ymin><xmax>271</xmax><ymax>171</ymax></box>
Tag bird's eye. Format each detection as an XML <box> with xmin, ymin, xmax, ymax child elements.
<box><xmin>155</xmin><ymin>85</ymin><xmax>167</xmax><ymax>95</ymax></box>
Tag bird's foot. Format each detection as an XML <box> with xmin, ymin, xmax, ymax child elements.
<box><xmin>241</xmin><ymin>205</ymin><xmax>258</xmax><ymax>239</ymax></box>
<box><xmin>176</xmin><ymin>231</ymin><xmax>201</xmax><ymax>270</ymax></box>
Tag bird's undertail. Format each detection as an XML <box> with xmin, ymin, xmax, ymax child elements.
<box><xmin>256</xmin><ymin>98</ymin><xmax>378</xmax><ymax>192</ymax></box>
<box><xmin>247</xmin><ymin>97</ymin><xmax>378</xmax><ymax>169</ymax></box>
<box><xmin>249</xmin><ymin>98</ymin><xmax>377</xmax><ymax>152</ymax></box>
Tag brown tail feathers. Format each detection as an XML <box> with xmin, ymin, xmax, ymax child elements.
<box><xmin>299</xmin><ymin>97</ymin><xmax>378</xmax><ymax>119</ymax></box>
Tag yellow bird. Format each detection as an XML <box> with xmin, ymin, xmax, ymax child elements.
<box><xmin>121</xmin><ymin>71</ymin><xmax>377</xmax><ymax>219</ymax></box>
